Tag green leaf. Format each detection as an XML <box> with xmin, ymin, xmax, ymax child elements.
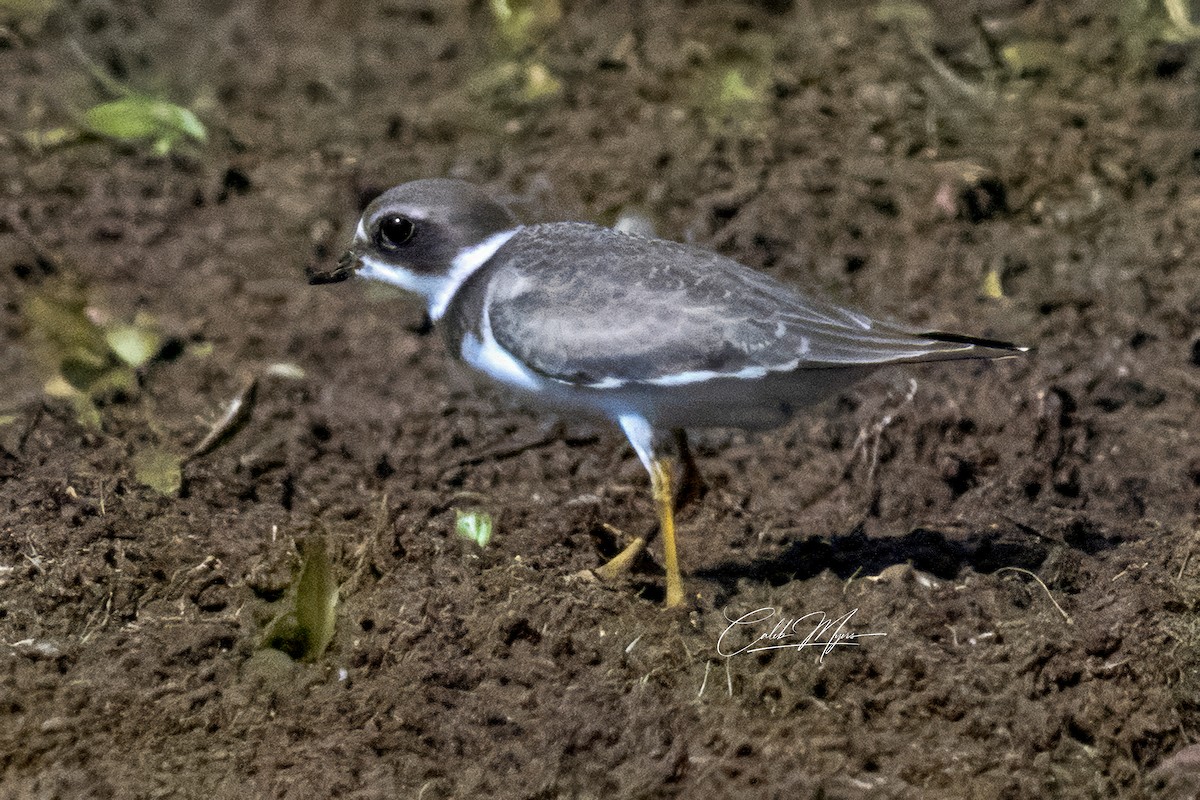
<box><xmin>293</xmin><ymin>537</ymin><xmax>338</xmax><ymax>660</ymax></box>
<box><xmin>262</xmin><ymin>536</ymin><xmax>338</xmax><ymax>662</ymax></box>
<box><xmin>521</xmin><ymin>62</ymin><xmax>562</xmax><ymax>102</ymax></box>
<box><xmin>187</xmin><ymin>342</ymin><xmax>214</xmax><ymax>358</ymax></box>
<box><xmin>156</xmin><ymin>103</ymin><xmax>206</xmax><ymax>142</ymax></box>
<box><xmin>22</xmin><ymin>126</ymin><xmax>82</xmax><ymax>149</ymax></box>
<box><xmin>23</xmin><ymin>292</ymin><xmax>109</xmax><ymax>360</ymax></box>
<box><xmin>85</xmin><ymin>364</ymin><xmax>137</xmax><ymax>397</ymax></box>
<box><xmin>105</xmin><ymin>323</ymin><xmax>162</xmax><ymax>368</ymax></box>
<box><xmin>59</xmin><ymin>355</ymin><xmax>115</xmax><ymax>393</ymax></box>
<box><xmin>69</xmin><ymin>392</ymin><xmax>102</xmax><ymax>431</ymax></box>
<box><xmin>132</xmin><ymin>446</ymin><xmax>183</xmax><ymax>496</ymax></box>
<box><xmin>716</xmin><ymin>68</ymin><xmax>759</xmax><ymax>106</ymax></box>
<box><xmin>84</xmin><ymin>99</ymin><xmax>167</xmax><ymax>140</ymax></box>
<box><xmin>455</xmin><ymin>509</ymin><xmax>494</xmax><ymax>548</ymax></box>
<box><xmin>999</xmin><ymin>40</ymin><xmax>1063</xmax><ymax>77</ymax></box>
<box><xmin>981</xmin><ymin>268</ymin><xmax>1004</xmax><ymax>300</ymax></box>
<box><xmin>83</xmin><ymin>97</ymin><xmax>207</xmax><ymax>150</ymax></box>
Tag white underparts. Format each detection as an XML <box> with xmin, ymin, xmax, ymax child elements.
<box><xmin>456</xmin><ymin>316</ymin><xmax>663</xmax><ymax>474</ymax></box>
<box><xmin>617</xmin><ymin>414</ymin><xmax>655</xmax><ymax>473</ymax></box>
<box><xmin>459</xmin><ymin>288</ymin><xmax>544</xmax><ymax>394</ymax></box>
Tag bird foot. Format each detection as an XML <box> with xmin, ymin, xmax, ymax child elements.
<box><xmin>593</xmin><ymin>536</ymin><xmax>646</xmax><ymax>581</ymax></box>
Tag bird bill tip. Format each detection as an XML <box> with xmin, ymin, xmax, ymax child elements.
<box><xmin>306</xmin><ymin>249</ymin><xmax>361</xmax><ymax>285</ymax></box>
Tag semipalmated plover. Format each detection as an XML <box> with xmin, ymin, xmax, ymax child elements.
<box><xmin>310</xmin><ymin>178</ymin><xmax>1024</xmax><ymax>607</ymax></box>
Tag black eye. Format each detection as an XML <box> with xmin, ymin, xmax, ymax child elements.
<box><xmin>376</xmin><ymin>215</ymin><xmax>415</xmax><ymax>249</ymax></box>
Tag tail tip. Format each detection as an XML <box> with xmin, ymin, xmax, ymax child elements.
<box><xmin>920</xmin><ymin>331</ymin><xmax>1029</xmax><ymax>354</ymax></box>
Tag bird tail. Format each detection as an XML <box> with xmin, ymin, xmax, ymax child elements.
<box><xmin>904</xmin><ymin>330</ymin><xmax>1029</xmax><ymax>362</ymax></box>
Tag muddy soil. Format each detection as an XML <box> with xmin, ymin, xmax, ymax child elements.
<box><xmin>4</xmin><ymin>1</ymin><xmax>1200</xmax><ymax>797</ymax></box>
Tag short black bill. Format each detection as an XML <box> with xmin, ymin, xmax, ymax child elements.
<box><xmin>306</xmin><ymin>250</ymin><xmax>359</xmax><ymax>285</ymax></box>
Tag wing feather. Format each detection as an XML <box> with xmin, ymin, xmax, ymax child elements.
<box><xmin>483</xmin><ymin>223</ymin><xmax>1017</xmax><ymax>386</ymax></box>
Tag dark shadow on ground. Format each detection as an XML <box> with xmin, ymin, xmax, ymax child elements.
<box><xmin>699</xmin><ymin>524</ymin><xmax>1053</xmax><ymax>590</ymax></box>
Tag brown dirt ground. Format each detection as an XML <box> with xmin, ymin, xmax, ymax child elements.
<box><xmin>4</xmin><ymin>1</ymin><xmax>1200</xmax><ymax>798</ymax></box>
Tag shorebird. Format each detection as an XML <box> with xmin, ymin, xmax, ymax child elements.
<box><xmin>310</xmin><ymin>178</ymin><xmax>1024</xmax><ymax>607</ymax></box>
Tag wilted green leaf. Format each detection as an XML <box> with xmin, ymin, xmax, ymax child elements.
<box><xmin>262</xmin><ymin>536</ymin><xmax>338</xmax><ymax>662</ymax></box>
<box><xmin>0</xmin><ymin>415</ymin><xmax>16</xmax><ymax>427</ymax></box>
<box><xmin>455</xmin><ymin>509</ymin><xmax>494</xmax><ymax>548</ymax></box>
<box><xmin>981</xmin><ymin>268</ymin><xmax>1005</xmax><ymax>300</ymax></box>
<box><xmin>24</xmin><ymin>291</ymin><xmax>108</xmax><ymax>361</ymax></box>
<box><xmin>22</xmin><ymin>127</ymin><xmax>81</xmax><ymax>149</ymax></box>
<box><xmin>132</xmin><ymin>446</ymin><xmax>183</xmax><ymax>495</ymax></box>
<box><xmin>1000</xmin><ymin>40</ymin><xmax>1064</xmax><ymax>77</ymax></box>
<box><xmin>83</xmin><ymin>96</ymin><xmax>206</xmax><ymax>154</ymax></box>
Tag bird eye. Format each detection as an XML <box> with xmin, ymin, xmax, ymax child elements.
<box><xmin>375</xmin><ymin>215</ymin><xmax>415</xmax><ymax>250</ymax></box>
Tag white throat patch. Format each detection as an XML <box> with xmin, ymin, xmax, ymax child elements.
<box><xmin>356</xmin><ymin>255</ymin><xmax>444</xmax><ymax>298</ymax></box>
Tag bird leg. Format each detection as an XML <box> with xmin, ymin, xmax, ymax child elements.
<box><xmin>673</xmin><ymin>429</ymin><xmax>707</xmax><ymax>511</ymax></box>
<box><xmin>593</xmin><ymin>416</ymin><xmax>691</xmax><ymax>606</ymax></box>
<box><xmin>595</xmin><ymin>425</ymin><xmax>697</xmax><ymax>606</ymax></box>
<box><xmin>593</xmin><ymin>533</ymin><xmax>646</xmax><ymax>580</ymax></box>
<box><xmin>594</xmin><ymin>463</ymin><xmax>684</xmax><ymax>607</ymax></box>
<box><xmin>650</xmin><ymin>457</ymin><xmax>685</xmax><ymax>607</ymax></box>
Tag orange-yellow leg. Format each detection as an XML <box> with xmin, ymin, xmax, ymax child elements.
<box><xmin>610</xmin><ymin>414</ymin><xmax>689</xmax><ymax>607</ymax></box>
<box><xmin>594</xmin><ymin>535</ymin><xmax>646</xmax><ymax>580</ymax></box>
<box><xmin>592</xmin><ymin>458</ymin><xmax>685</xmax><ymax>606</ymax></box>
<box><xmin>651</xmin><ymin>458</ymin><xmax>685</xmax><ymax>608</ymax></box>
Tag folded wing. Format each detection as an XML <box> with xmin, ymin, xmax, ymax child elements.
<box><xmin>485</xmin><ymin>223</ymin><xmax>1021</xmax><ymax>387</ymax></box>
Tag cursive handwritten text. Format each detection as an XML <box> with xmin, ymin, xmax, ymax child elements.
<box><xmin>717</xmin><ymin>606</ymin><xmax>886</xmax><ymax>662</ymax></box>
